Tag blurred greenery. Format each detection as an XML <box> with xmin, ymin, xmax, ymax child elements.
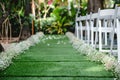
<box><xmin>46</xmin><ymin>6</ymin><xmax>76</xmax><ymax>34</ymax></box>
<box><xmin>38</xmin><ymin>1</ymin><xmax>76</xmax><ymax>34</ymax></box>
<box><xmin>0</xmin><ymin>0</ymin><xmax>30</xmax><ymax>37</ymax></box>
<box><xmin>80</xmin><ymin>0</ymin><xmax>88</xmax><ymax>16</ymax></box>
<box><xmin>0</xmin><ymin>0</ymin><xmax>120</xmax><ymax>35</ymax></box>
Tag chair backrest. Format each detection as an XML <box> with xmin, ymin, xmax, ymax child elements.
<box><xmin>86</xmin><ymin>14</ymin><xmax>91</xmax><ymax>20</ymax></box>
<box><xmin>76</xmin><ymin>16</ymin><xmax>81</xmax><ymax>22</ymax></box>
<box><xmin>90</xmin><ymin>9</ymin><xmax>115</xmax><ymax>19</ymax></box>
<box><xmin>98</xmin><ymin>8</ymin><xmax>115</xmax><ymax>16</ymax></box>
<box><xmin>80</xmin><ymin>15</ymin><xmax>87</xmax><ymax>21</ymax></box>
<box><xmin>90</xmin><ymin>13</ymin><xmax>98</xmax><ymax>19</ymax></box>
<box><xmin>115</xmin><ymin>7</ymin><xmax>120</xmax><ymax>62</ymax></box>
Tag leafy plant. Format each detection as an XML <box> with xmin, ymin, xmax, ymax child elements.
<box><xmin>39</xmin><ymin>17</ymin><xmax>55</xmax><ymax>34</ymax></box>
<box><xmin>80</xmin><ymin>0</ymin><xmax>88</xmax><ymax>16</ymax></box>
<box><xmin>46</xmin><ymin>4</ymin><xmax>76</xmax><ymax>34</ymax></box>
<box><xmin>47</xmin><ymin>21</ymin><xmax>66</xmax><ymax>34</ymax></box>
<box><xmin>34</xmin><ymin>1</ymin><xmax>76</xmax><ymax>34</ymax></box>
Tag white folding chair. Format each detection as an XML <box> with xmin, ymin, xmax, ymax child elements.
<box><xmin>116</xmin><ymin>7</ymin><xmax>120</xmax><ymax>62</ymax></box>
<box><xmin>75</xmin><ymin>17</ymin><xmax>79</xmax><ymax>38</ymax></box>
<box><xmin>90</xmin><ymin>8</ymin><xmax>116</xmax><ymax>52</ymax></box>
<box><xmin>110</xmin><ymin>6</ymin><xmax>120</xmax><ymax>61</ymax></box>
<box><xmin>75</xmin><ymin>9</ymin><xmax>80</xmax><ymax>39</ymax></box>
<box><xmin>97</xmin><ymin>8</ymin><xmax>115</xmax><ymax>52</ymax></box>
<box><xmin>85</xmin><ymin>14</ymin><xmax>91</xmax><ymax>44</ymax></box>
<box><xmin>76</xmin><ymin>15</ymin><xmax>89</xmax><ymax>42</ymax></box>
<box><xmin>90</xmin><ymin>12</ymin><xmax>99</xmax><ymax>48</ymax></box>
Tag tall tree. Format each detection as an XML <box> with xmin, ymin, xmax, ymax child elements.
<box><xmin>31</xmin><ymin>0</ymin><xmax>35</xmax><ymax>35</ymax></box>
<box><xmin>87</xmin><ymin>0</ymin><xmax>104</xmax><ymax>13</ymax></box>
<box><xmin>25</xmin><ymin>0</ymin><xmax>31</xmax><ymax>16</ymax></box>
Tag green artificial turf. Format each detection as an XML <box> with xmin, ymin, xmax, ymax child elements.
<box><xmin>0</xmin><ymin>77</ymin><xmax>114</xmax><ymax>80</ymax></box>
<box><xmin>14</xmin><ymin>54</ymin><xmax>89</xmax><ymax>62</ymax></box>
<box><xmin>0</xmin><ymin>35</ymin><xmax>115</xmax><ymax>80</ymax></box>
<box><xmin>0</xmin><ymin>62</ymin><xmax>113</xmax><ymax>77</ymax></box>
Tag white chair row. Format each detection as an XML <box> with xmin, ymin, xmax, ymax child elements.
<box><xmin>75</xmin><ymin>6</ymin><xmax>120</xmax><ymax>62</ymax></box>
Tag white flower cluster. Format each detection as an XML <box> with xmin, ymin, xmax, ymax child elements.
<box><xmin>0</xmin><ymin>32</ymin><xmax>44</xmax><ymax>70</ymax></box>
<box><xmin>115</xmin><ymin>63</ymin><xmax>120</xmax><ymax>78</ymax></box>
<box><xmin>66</xmin><ymin>32</ymin><xmax>120</xmax><ymax>77</ymax></box>
<box><xmin>41</xmin><ymin>35</ymin><xmax>66</xmax><ymax>45</ymax></box>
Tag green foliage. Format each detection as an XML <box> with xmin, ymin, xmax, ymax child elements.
<box><xmin>46</xmin><ymin>21</ymin><xmax>66</xmax><ymax>34</ymax></box>
<box><xmin>113</xmin><ymin>0</ymin><xmax>120</xmax><ymax>7</ymax></box>
<box><xmin>113</xmin><ymin>0</ymin><xmax>120</xmax><ymax>4</ymax></box>
<box><xmin>80</xmin><ymin>0</ymin><xmax>88</xmax><ymax>16</ymax></box>
<box><xmin>46</xmin><ymin>4</ymin><xmax>76</xmax><ymax>34</ymax></box>
<box><xmin>0</xmin><ymin>0</ymin><xmax>28</xmax><ymax>36</ymax></box>
<box><xmin>0</xmin><ymin>0</ymin><xmax>77</xmax><ymax>35</ymax></box>
<box><xmin>104</xmin><ymin>0</ymin><xmax>115</xmax><ymax>8</ymax></box>
<box><xmin>39</xmin><ymin>17</ymin><xmax>55</xmax><ymax>34</ymax></box>
<box><xmin>36</xmin><ymin>0</ymin><xmax>77</xmax><ymax>34</ymax></box>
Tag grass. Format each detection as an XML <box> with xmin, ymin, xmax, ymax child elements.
<box><xmin>14</xmin><ymin>54</ymin><xmax>89</xmax><ymax>62</ymax></box>
<box><xmin>0</xmin><ymin>62</ymin><xmax>114</xmax><ymax>77</ymax></box>
<box><xmin>0</xmin><ymin>35</ymin><xmax>115</xmax><ymax>80</ymax></box>
<box><xmin>0</xmin><ymin>77</ymin><xmax>114</xmax><ymax>80</ymax></box>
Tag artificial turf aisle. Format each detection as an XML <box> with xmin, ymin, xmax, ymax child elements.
<box><xmin>0</xmin><ymin>35</ymin><xmax>115</xmax><ymax>80</ymax></box>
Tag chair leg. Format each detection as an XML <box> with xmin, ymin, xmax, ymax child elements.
<box><xmin>90</xmin><ymin>21</ymin><xmax>94</xmax><ymax>47</ymax></box>
<box><xmin>76</xmin><ymin>26</ymin><xmax>79</xmax><ymax>39</ymax></box>
<box><xmin>87</xmin><ymin>21</ymin><xmax>90</xmax><ymax>44</ymax></box>
<box><xmin>110</xmin><ymin>29</ymin><xmax>114</xmax><ymax>55</ymax></box>
<box><xmin>117</xmin><ymin>19</ymin><xmax>120</xmax><ymax>62</ymax></box>
<box><xmin>99</xmin><ymin>20</ymin><xmax>102</xmax><ymax>51</ymax></box>
<box><xmin>80</xmin><ymin>22</ymin><xmax>83</xmax><ymax>40</ymax></box>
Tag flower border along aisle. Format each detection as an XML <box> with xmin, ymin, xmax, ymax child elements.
<box><xmin>0</xmin><ymin>32</ymin><xmax>44</xmax><ymax>70</ymax></box>
<box><xmin>66</xmin><ymin>32</ymin><xmax>120</xmax><ymax>78</ymax></box>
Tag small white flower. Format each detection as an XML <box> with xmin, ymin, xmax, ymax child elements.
<box><xmin>47</xmin><ymin>44</ymin><xmax>50</xmax><ymax>46</ymax></box>
<box><xmin>57</xmin><ymin>41</ymin><xmax>60</xmax><ymax>44</ymax></box>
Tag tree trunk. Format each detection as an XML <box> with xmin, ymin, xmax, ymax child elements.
<box><xmin>25</xmin><ymin>0</ymin><xmax>31</xmax><ymax>16</ymax></box>
<box><xmin>31</xmin><ymin>0</ymin><xmax>35</xmax><ymax>35</ymax></box>
<box><xmin>87</xmin><ymin>0</ymin><xmax>104</xmax><ymax>13</ymax></box>
<box><xmin>18</xmin><ymin>15</ymin><xmax>23</xmax><ymax>41</ymax></box>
